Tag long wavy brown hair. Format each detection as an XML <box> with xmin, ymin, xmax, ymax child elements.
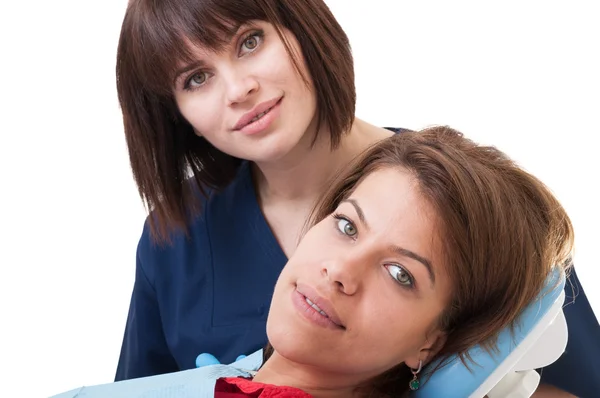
<box><xmin>265</xmin><ymin>126</ymin><xmax>574</xmax><ymax>397</ymax></box>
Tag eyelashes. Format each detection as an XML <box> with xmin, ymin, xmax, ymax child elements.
<box><xmin>385</xmin><ymin>264</ymin><xmax>415</xmax><ymax>288</ymax></box>
<box><xmin>238</xmin><ymin>30</ymin><xmax>264</xmax><ymax>56</ymax></box>
<box><xmin>184</xmin><ymin>71</ymin><xmax>209</xmax><ymax>90</ymax></box>
<box><xmin>333</xmin><ymin>213</ymin><xmax>357</xmax><ymax>238</ymax></box>
<box><xmin>181</xmin><ymin>29</ymin><xmax>265</xmax><ymax>92</ymax></box>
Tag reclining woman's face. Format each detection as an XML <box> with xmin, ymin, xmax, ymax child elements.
<box><xmin>266</xmin><ymin>167</ymin><xmax>452</xmax><ymax>384</ymax></box>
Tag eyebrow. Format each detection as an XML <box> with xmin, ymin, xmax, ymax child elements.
<box><xmin>173</xmin><ymin>22</ymin><xmax>248</xmax><ymax>85</ymax></box>
<box><xmin>390</xmin><ymin>245</ymin><xmax>435</xmax><ymax>285</ymax></box>
<box><xmin>342</xmin><ymin>199</ymin><xmax>368</xmax><ymax>229</ymax></box>
<box><xmin>341</xmin><ymin>198</ymin><xmax>436</xmax><ymax>285</ymax></box>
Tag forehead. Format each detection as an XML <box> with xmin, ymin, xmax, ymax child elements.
<box><xmin>348</xmin><ymin>167</ymin><xmax>441</xmax><ymax>257</ymax></box>
<box><xmin>351</xmin><ymin>167</ymin><xmax>428</xmax><ymax>221</ymax></box>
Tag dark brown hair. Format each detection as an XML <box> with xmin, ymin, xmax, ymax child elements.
<box><xmin>268</xmin><ymin>126</ymin><xmax>574</xmax><ymax>397</ymax></box>
<box><xmin>116</xmin><ymin>0</ymin><xmax>355</xmax><ymax>243</ymax></box>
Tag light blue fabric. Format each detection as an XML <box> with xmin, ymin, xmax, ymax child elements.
<box><xmin>49</xmin><ymin>351</ymin><xmax>262</xmax><ymax>398</ymax></box>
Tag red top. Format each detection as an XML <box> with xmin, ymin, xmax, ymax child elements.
<box><xmin>214</xmin><ymin>377</ymin><xmax>313</xmax><ymax>398</ymax></box>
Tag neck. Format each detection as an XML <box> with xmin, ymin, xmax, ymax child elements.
<box><xmin>252</xmin><ymin>118</ymin><xmax>392</xmax><ymax>205</ymax></box>
<box><xmin>252</xmin><ymin>352</ymin><xmax>364</xmax><ymax>398</ymax></box>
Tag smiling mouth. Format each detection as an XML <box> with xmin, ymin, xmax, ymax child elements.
<box><xmin>301</xmin><ymin>294</ymin><xmax>345</xmax><ymax>329</ymax></box>
<box><xmin>247</xmin><ymin>106</ymin><xmax>274</xmax><ymax>125</ymax></box>
<box><xmin>305</xmin><ymin>296</ymin><xmax>329</xmax><ymax>318</ymax></box>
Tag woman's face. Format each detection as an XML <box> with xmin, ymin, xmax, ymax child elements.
<box><xmin>173</xmin><ymin>21</ymin><xmax>318</xmax><ymax>164</ymax></box>
<box><xmin>267</xmin><ymin>167</ymin><xmax>451</xmax><ymax>382</ymax></box>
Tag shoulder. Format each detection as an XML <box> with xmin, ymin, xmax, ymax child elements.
<box><xmin>539</xmin><ymin>267</ymin><xmax>600</xmax><ymax>396</ymax></box>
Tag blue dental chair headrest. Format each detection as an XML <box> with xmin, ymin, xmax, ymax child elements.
<box><xmin>414</xmin><ymin>267</ymin><xmax>567</xmax><ymax>397</ymax></box>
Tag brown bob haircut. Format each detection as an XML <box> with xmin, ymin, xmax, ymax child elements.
<box><xmin>116</xmin><ymin>0</ymin><xmax>355</xmax><ymax>243</ymax></box>
<box><xmin>265</xmin><ymin>126</ymin><xmax>574</xmax><ymax>397</ymax></box>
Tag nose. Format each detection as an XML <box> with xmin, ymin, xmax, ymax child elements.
<box><xmin>321</xmin><ymin>254</ymin><xmax>368</xmax><ymax>296</ymax></box>
<box><xmin>225</xmin><ymin>68</ymin><xmax>259</xmax><ymax>105</ymax></box>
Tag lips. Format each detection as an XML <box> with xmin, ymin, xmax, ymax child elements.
<box><xmin>305</xmin><ymin>297</ymin><xmax>328</xmax><ymax>317</ymax></box>
<box><xmin>296</xmin><ymin>284</ymin><xmax>345</xmax><ymax>329</ymax></box>
<box><xmin>233</xmin><ymin>96</ymin><xmax>282</xmax><ymax>130</ymax></box>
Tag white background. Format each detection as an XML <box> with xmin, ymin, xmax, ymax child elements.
<box><xmin>0</xmin><ymin>1</ymin><xmax>598</xmax><ymax>396</ymax></box>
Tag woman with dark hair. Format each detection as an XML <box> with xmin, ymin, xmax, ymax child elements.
<box><xmin>115</xmin><ymin>1</ymin><xmax>598</xmax><ymax>396</ymax></box>
<box><xmin>115</xmin><ymin>0</ymin><xmax>393</xmax><ymax>380</ymax></box>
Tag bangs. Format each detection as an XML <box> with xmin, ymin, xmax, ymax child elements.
<box><xmin>122</xmin><ymin>0</ymin><xmax>270</xmax><ymax>95</ymax></box>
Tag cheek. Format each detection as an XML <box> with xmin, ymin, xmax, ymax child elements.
<box><xmin>177</xmin><ymin>94</ymin><xmax>224</xmax><ymax>136</ymax></box>
<box><xmin>288</xmin><ymin>230</ymin><xmax>329</xmax><ymax>266</ymax></box>
<box><xmin>260</xmin><ymin>56</ymin><xmax>291</xmax><ymax>84</ymax></box>
<box><xmin>265</xmin><ymin>278</ymin><xmax>286</xmax><ymax>337</ymax></box>
<box><xmin>260</xmin><ymin>41</ymin><xmax>312</xmax><ymax>96</ymax></box>
<box><xmin>353</xmin><ymin>298</ymin><xmax>438</xmax><ymax>359</ymax></box>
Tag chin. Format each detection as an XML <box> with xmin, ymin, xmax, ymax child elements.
<box><xmin>266</xmin><ymin>315</ymin><xmax>312</xmax><ymax>363</ymax></box>
<box><xmin>246</xmin><ymin>121</ymin><xmax>315</xmax><ymax>163</ymax></box>
<box><xmin>269</xmin><ymin>335</ymin><xmax>320</xmax><ymax>367</ymax></box>
<box><xmin>252</xmin><ymin>136</ymin><xmax>305</xmax><ymax>163</ymax></box>
<box><xmin>270</xmin><ymin>340</ymin><xmax>370</xmax><ymax>377</ymax></box>
<box><xmin>267</xmin><ymin>324</ymin><xmax>336</xmax><ymax>369</ymax></box>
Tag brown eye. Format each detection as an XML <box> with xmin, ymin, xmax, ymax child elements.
<box><xmin>239</xmin><ymin>32</ymin><xmax>263</xmax><ymax>56</ymax></box>
<box><xmin>244</xmin><ymin>36</ymin><xmax>258</xmax><ymax>50</ymax></box>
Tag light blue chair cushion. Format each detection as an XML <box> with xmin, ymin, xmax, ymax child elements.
<box><xmin>414</xmin><ymin>268</ymin><xmax>565</xmax><ymax>397</ymax></box>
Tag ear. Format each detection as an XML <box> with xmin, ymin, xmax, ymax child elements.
<box><xmin>405</xmin><ymin>329</ymin><xmax>447</xmax><ymax>370</ymax></box>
